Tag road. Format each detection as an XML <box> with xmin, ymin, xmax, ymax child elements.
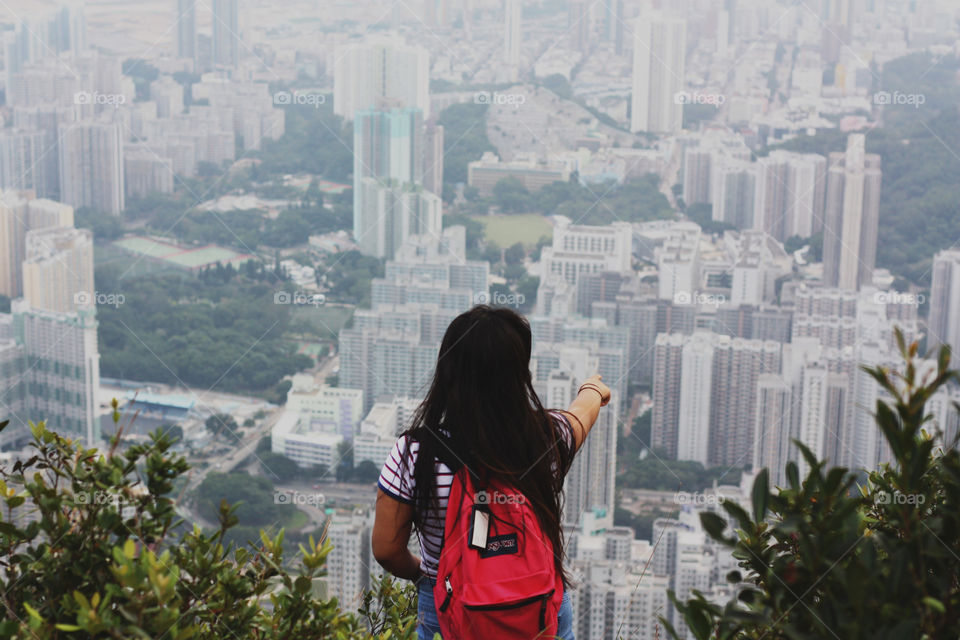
<box><xmin>273</xmin><ymin>480</ymin><xmax>379</xmax><ymax>532</ymax></box>
<box><xmin>177</xmin><ymin>355</ymin><xmax>339</xmax><ymax>500</ymax></box>
<box><xmin>660</xmin><ymin>139</ymin><xmax>682</xmax><ymax>211</ymax></box>
<box><xmin>177</xmin><ymin>407</ymin><xmax>284</xmax><ymax>505</ymax></box>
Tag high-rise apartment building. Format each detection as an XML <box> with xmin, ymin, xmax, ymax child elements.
<box><xmin>753</xmin><ymin>373</ymin><xmax>792</xmax><ymax>481</ymax></box>
<box><xmin>212</xmin><ymin>0</ymin><xmax>240</xmax><ymax>68</ymax></box>
<box><xmin>676</xmin><ymin>334</ymin><xmax>714</xmax><ymax>463</ymax></box>
<box><xmin>352</xmin><ymin>108</ymin><xmax>445</xmax><ymax>259</ymax></box>
<box><xmin>0</xmin><ymin>193</ymin><xmax>74</xmax><ymax>299</ymax></box>
<box><xmin>355</xmin><ymin>179</ymin><xmax>442</xmax><ymax>260</ymax></box>
<box><xmin>711</xmin><ymin>157</ymin><xmax>757</xmax><ymax>229</ymax></box>
<box><xmin>324</xmin><ymin>511</ymin><xmax>373</xmax><ymax>608</ymax></box>
<box><xmin>333</xmin><ymin>39</ymin><xmax>430</xmax><ymax>121</ymax></box>
<box><xmin>2</xmin><ymin>3</ymin><xmax>86</xmax><ymax>87</ymax></box>
<box><xmin>176</xmin><ymin>0</ymin><xmax>197</xmax><ymax>61</ymax></box>
<box><xmin>504</xmin><ymin>0</ymin><xmax>523</xmax><ymax>76</ymax></box>
<box><xmin>822</xmin><ymin>134</ymin><xmax>882</xmax><ymax>290</ymax></box>
<box><xmin>58</xmin><ymin>120</ymin><xmax>125</xmax><ymax>215</ymax></box>
<box><xmin>567</xmin><ymin>0</ymin><xmax>591</xmax><ymax>54</ymax></box>
<box><xmin>340</xmin><ymin>305</ymin><xmax>456</xmax><ymax>413</ymax></box>
<box><xmin>0</xmin><ymin>191</ymin><xmax>99</xmax><ymax>449</ymax></box>
<box><xmin>630</xmin><ymin>12</ymin><xmax>686</xmax><ymax>134</ymax></box>
<box><xmin>0</xmin><ymin>331</ymin><xmax>26</xmax><ymax>449</ymax></box>
<box><xmin>755</xmin><ymin>151</ymin><xmax>827</xmax><ymax>241</ymax></box>
<box><xmin>567</xmin><ymin>511</ymin><xmax>669</xmax><ymax>640</ymax></box>
<box><xmin>49</xmin><ymin>3</ymin><xmax>87</xmax><ymax>54</ymax></box>
<box><xmin>353</xmin><ymin>107</ymin><xmax>425</xmax><ymax>189</ymax></box>
<box><xmin>22</xmin><ymin>227</ymin><xmax>94</xmax><ymax>314</ymax></box>
<box><xmin>652</xmin><ymin>332</ymin><xmax>781</xmax><ymax>466</ymax></box>
<box><xmin>423</xmin><ymin>0</ymin><xmax>452</xmax><ymax>27</ymax></box>
<box><xmin>422</xmin><ymin>119</ymin><xmax>445</xmax><ymax>197</ymax></box>
<box><xmin>750</xmin><ymin>279</ymin><xmax>925</xmax><ymax>482</ymax></box>
<box><xmin>928</xmin><ymin>249</ymin><xmax>960</xmax><ymax>359</ymax></box>
<box><xmin>681</xmin><ymin>131</ymin><xmax>751</xmax><ymax>208</ymax></box>
<box><xmin>710</xmin><ymin>334</ymin><xmax>782</xmax><ymax>467</ymax></box>
<box><xmin>124</xmin><ymin>144</ymin><xmax>175</xmax><ymax>197</ymax></box>
<box><xmin>0</xmin><ymin>129</ymin><xmax>60</xmax><ymax>198</ymax></box>
<box><xmin>150</xmin><ymin>76</ymin><xmax>185</xmax><ymax>118</ymax></box>
<box><xmin>682</xmin><ymin>145</ymin><xmax>714</xmax><ymax>206</ymax></box>
<box><xmin>651</xmin><ymin>333</ymin><xmax>684</xmax><ymax>458</ymax></box>
<box><xmin>604</xmin><ymin>0</ymin><xmax>626</xmax><ymax>54</ymax></box>
<box><xmin>8</xmin><ymin>299</ymin><xmax>101</xmax><ymax>447</ymax></box>
<box><xmin>790</xmin><ymin>284</ymin><xmax>918</xmax><ymax>355</ymax></box>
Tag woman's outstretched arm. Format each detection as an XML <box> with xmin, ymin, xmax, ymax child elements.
<box><xmin>561</xmin><ymin>374</ymin><xmax>611</xmax><ymax>452</ymax></box>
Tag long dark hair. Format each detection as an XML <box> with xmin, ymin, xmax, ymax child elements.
<box><xmin>401</xmin><ymin>305</ymin><xmax>574</xmax><ymax>587</ymax></box>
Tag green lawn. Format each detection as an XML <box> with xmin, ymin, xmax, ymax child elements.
<box><xmin>94</xmin><ymin>243</ymin><xmax>176</xmax><ymax>278</ymax></box>
<box><xmin>284</xmin><ymin>508</ymin><xmax>310</xmax><ymax>530</ymax></box>
<box><xmin>471</xmin><ymin>214</ymin><xmax>553</xmax><ymax>247</ymax></box>
<box><xmin>290</xmin><ymin>303</ymin><xmax>354</xmax><ymax>339</ymax></box>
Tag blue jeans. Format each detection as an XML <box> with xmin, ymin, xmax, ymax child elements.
<box><xmin>417</xmin><ymin>578</ymin><xmax>574</xmax><ymax>640</ymax></box>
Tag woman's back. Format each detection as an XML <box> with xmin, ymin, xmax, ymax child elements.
<box><xmin>371</xmin><ymin>305</ymin><xmax>612</xmax><ymax>640</ymax></box>
<box><xmin>377</xmin><ymin>411</ymin><xmax>575</xmax><ymax>581</ymax></box>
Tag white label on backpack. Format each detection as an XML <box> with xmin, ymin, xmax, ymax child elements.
<box><xmin>471</xmin><ymin>509</ymin><xmax>489</xmax><ymax>550</ymax></box>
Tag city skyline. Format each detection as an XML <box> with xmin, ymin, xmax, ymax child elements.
<box><xmin>0</xmin><ymin>0</ymin><xmax>959</xmax><ymax>637</ymax></box>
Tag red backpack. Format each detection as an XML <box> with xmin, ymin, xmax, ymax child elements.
<box><xmin>433</xmin><ymin>468</ymin><xmax>564</xmax><ymax>639</ymax></box>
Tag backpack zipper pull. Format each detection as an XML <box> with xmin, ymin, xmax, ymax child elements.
<box><xmin>439</xmin><ymin>576</ymin><xmax>453</xmax><ymax>612</ymax></box>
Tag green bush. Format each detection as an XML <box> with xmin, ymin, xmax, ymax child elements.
<box><xmin>0</xmin><ymin>402</ymin><xmax>418</xmax><ymax>639</ymax></box>
<box><xmin>668</xmin><ymin>332</ymin><xmax>960</xmax><ymax>639</ymax></box>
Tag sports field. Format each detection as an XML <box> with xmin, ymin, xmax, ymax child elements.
<box><xmin>113</xmin><ymin>236</ymin><xmax>252</xmax><ymax>271</ymax></box>
<box><xmin>470</xmin><ymin>214</ymin><xmax>553</xmax><ymax>247</ymax></box>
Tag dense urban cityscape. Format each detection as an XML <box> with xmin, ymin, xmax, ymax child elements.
<box><xmin>1</xmin><ymin>0</ymin><xmax>959</xmax><ymax>638</ymax></box>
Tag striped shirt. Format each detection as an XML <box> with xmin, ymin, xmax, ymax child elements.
<box><xmin>377</xmin><ymin>411</ymin><xmax>574</xmax><ymax>579</ymax></box>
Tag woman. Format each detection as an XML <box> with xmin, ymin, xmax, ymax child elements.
<box><xmin>371</xmin><ymin>305</ymin><xmax>611</xmax><ymax>639</ymax></box>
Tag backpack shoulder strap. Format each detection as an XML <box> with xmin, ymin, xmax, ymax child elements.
<box><xmin>427</xmin><ymin>426</ymin><xmax>467</xmax><ymax>474</ymax></box>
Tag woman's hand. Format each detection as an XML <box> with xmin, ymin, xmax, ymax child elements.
<box><xmin>578</xmin><ymin>374</ymin><xmax>611</xmax><ymax>407</ymax></box>
<box><xmin>563</xmin><ymin>374</ymin><xmax>612</xmax><ymax>452</ymax></box>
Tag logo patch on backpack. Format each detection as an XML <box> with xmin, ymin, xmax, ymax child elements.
<box><xmin>480</xmin><ymin>533</ymin><xmax>518</xmax><ymax>558</ymax></box>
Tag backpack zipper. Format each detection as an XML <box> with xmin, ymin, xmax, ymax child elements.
<box><xmin>461</xmin><ymin>588</ymin><xmax>555</xmax><ymax>613</ymax></box>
